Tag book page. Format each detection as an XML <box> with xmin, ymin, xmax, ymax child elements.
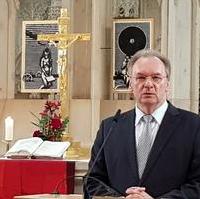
<box><xmin>46</xmin><ymin>75</ymin><xmax>55</xmax><ymax>82</ymax></box>
<box><xmin>32</xmin><ymin>141</ymin><xmax>70</xmax><ymax>158</ymax></box>
<box><xmin>5</xmin><ymin>137</ymin><xmax>43</xmax><ymax>157</ymax></box>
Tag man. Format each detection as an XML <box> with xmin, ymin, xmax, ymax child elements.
<box><xmin>84</xmin><ymin>49</ymin><xmax>200</xmax><ymax>199</ymax></box>
<box><xmin>40</xmin><ymin>47</ymin><xmax>55</xmax><ymax>89</ymax></box>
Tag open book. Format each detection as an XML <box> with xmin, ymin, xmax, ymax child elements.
<box><xmin>4</xmin><ymin>137</ymin><xmax>70</xmax><ymax>159</ymax></box>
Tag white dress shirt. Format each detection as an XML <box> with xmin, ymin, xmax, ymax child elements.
<box><xmin>135</xmin><ymin>101</ymin><xmax>168</xmax><ymax>147</ymax></box>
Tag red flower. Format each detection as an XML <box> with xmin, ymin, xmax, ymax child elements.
<box><xmin>51</xmin><ymin>117</ymin><xmax>62</xmax><ymax>129</ymax></box>
<box><xmin>39</xmin><ymin>112</ymin><xmax>48</xmax><ymax>116</ymax></box>
<box><xmin>31</xmin><ymin>100</ymin><xmax>68</xmax><ymax>141</ymax></box>
<box><xmin>33</xmin><ymin>130</ymin><xmax>43</xmax><ymax>137</ymax></box>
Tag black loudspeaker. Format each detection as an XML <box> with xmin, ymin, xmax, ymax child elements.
<box><xmin>112</xmin><ymin>19</ymin><xmax>154</xmax><ymax>92</ymax></box>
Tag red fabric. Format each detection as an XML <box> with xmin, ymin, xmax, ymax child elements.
<box><xmin>0</xmin><ymin>159</ymin><xmax>75</xmax><ymax>199</ymax></box>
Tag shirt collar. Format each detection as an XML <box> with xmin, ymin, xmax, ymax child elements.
<box><xmin>135</xmin><ymin>101</ymin><xmax>168</xmax><ymax>126</ymax></box>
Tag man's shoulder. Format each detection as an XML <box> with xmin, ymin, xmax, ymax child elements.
<box><xmin>168</xmin><ymin>103</ymin><xmax>200</xmax><ymax>120</ymax></box>
<box><xmin>103</xmin><ymin>109</ymin><xmax>135</xmax><ymax>124</ymax></box>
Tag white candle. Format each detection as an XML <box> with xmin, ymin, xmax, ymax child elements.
<box><xmin>5</xmin><ymin>116</ymin><xmax>14</xmax><ymax>141</ymax></box>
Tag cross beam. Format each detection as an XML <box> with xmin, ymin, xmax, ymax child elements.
<box><xmin>37</xmin><ymin>8</ymin><xmax>90</xmax><ymax>120</ymax></box>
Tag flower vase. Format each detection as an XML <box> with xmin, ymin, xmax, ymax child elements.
<box><xmin>64</xmin><ymin>141</ymin><xmax>81</xmax><ymax>159</ymax></box>
<box><xmin>62</xmin><ymin>133</ymin><xmax>73</xmax><ymax>143</ymax></box>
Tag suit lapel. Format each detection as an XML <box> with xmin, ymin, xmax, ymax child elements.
<box><xmin>121</xmin><ymin>109</ymin><xmax>140</xmax><ymax>184</ymax></box>
<box><xmin>140</xmin><ymin>104</ymin><xmax>181</xmax><ymax>184</ymax></box>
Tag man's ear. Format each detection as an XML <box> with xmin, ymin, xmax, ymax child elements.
<box><xmin>165</xmin><ymin>81</ymin><xmax>170</xmax><ymax>96</ymax></box>
<box><xmin>129</xmin><ymin>79</ymin><xmax>134</xmax><ymax>91</ymax></box>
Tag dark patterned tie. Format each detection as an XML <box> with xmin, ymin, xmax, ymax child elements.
<box><xmin>137</xmin><ymin>115</ymin><xmax>153</xmax><ymax>178</ymax></box>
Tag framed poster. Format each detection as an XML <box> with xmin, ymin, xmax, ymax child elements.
<box><xmin>21</xmin><ymin>20</ymin><xmax>59</xmax><ymax>93</ymax></box>
<box><xmin>113</xmin><ymin>18</ymin><xmax>154</xmax><ymax>92</ymax></box>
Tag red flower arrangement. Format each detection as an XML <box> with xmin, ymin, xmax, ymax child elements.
<box><xmin>31</xmin><ymin>100</ymin><xmax>69</xmax><ymax>141</ymax></box>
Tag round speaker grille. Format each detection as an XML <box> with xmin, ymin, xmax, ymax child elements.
<box><xmin>118</xmin><ymin>26</ymin><xmax>147</xmax><ymax>56</ymax></box>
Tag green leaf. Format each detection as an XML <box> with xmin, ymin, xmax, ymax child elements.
<box><xmin>31</xmin><ymin>122</ymin><xmax>39</xmax><ymax>127</ymax></box>
<box><xmin>30</xmin><ymin>111</ymin><xmax>40</xmax><ymax>121</ymax></box>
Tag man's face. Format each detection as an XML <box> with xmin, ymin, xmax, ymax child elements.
<box><xmin>44</xmin><ymin>52</ymin><xmax>48</xmax><ymax>58</ymax></box>
<box><xmin>130</xmin><ymin>56</ymin><xmax>169</xmax><ymax>110</ymax></box>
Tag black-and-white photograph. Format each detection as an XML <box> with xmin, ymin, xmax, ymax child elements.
<box><xmin>113</xmin><ymin>19</ymin><xmax>154</xmax><ymax>92</ymax></box>
<box><xmin>21</xmin><ymin>21</ymin><xmax>59</xmax><ymax>93</ymax></box>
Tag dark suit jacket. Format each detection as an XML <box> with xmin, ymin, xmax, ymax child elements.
<box><xmin>85</xmin><ymin>103</ymin><xmax>200</xmax><ymax>199</ymax></box>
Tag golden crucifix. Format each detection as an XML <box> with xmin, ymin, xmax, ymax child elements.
<box><xmin>37</xmin><ymin>8</ymin><xmax>90</xmax><ymax>120</ymax></box>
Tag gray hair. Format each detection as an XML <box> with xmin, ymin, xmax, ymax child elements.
<box><xmin>127</xmin><ymin>49</ymin><xmax>171</xmax><ymax>79</ymax></box>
